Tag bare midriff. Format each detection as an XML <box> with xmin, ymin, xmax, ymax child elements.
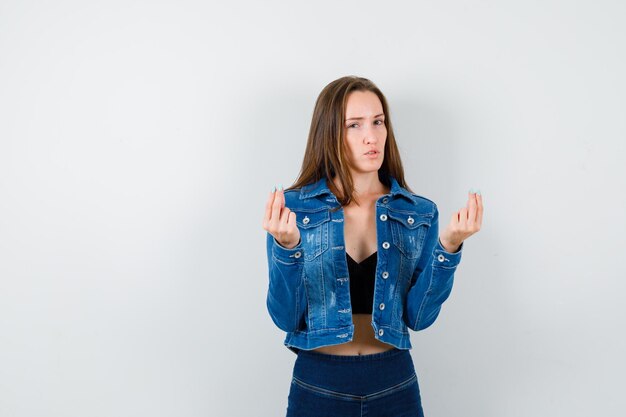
<box><xmin>311</xmin><ymin>313</ymin><xmax>395</xmax><ymax>355</ymax></box>
<box><xmin>311</xmin><ymin>177</ymin><xmax>395</xmax><ymax>356</ymax></box>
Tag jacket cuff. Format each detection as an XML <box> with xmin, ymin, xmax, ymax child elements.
<box><xmin>434</xmin><ymin>238</ymin><xmax>463</xmax><ymax>267</ymax></box>
<box><xmin>272</xmin><ymin>236</ymin><xmax>304</xmax><ymax>263</ymax></box>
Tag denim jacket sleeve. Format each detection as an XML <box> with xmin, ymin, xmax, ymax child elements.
<box><xmin>403</xmin><ymin>204</ymin><xmax>463</xmax><ymax>331</ymax></box>
<box><xmin>265</xmin><ymin>232</ymin><xmax>307</xmax><ymax>332</ymax></box>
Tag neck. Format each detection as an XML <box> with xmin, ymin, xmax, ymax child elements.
<box><xmin>333</xmin><ymin>172</ymin><xmax>388</xmax><ymax>196</ymax></box>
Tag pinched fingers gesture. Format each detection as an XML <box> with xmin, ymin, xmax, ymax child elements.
<box><xmin>440</xmin><ymin>189</ymin><xmax>484</xmax><ymax>252</ymax></box>
<box><xmin>262</xmin><ymin>185</ymin><xmax>301</xmax><ymax>249</ymax></box>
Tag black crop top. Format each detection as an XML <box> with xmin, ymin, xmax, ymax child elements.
<box><xmin>346</xmin><ymin>251</ymin><xmax>377</xmax><ymax>314</ymax></box>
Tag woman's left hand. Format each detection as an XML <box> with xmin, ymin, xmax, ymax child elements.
<box><xmin>439</xmin><ymin>189</ymin><xmax>484</xmax><ymax>253</ymax></box>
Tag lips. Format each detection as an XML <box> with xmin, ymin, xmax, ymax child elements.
<box><xmin>364</xmin><ymin>150</ymin><xmax>378</xmax><ymax>155</ymax></box>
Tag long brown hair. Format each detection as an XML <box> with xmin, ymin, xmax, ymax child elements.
<box><xmin>286</xmin><ymin>75</ymin><xmax>413</xmax><ymax>208</ymax></box>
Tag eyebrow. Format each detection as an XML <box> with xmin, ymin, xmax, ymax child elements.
<box><xmin>345</xmin><ymin>113</ymin><xmax>385</xmax><ymax>121</ymax></box>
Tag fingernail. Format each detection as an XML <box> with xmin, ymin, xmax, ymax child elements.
<box><xmin>476</xmin><ymin>189</ymin><xmax>481</xmax><ymax>195</ymax></box>
<box><xmin>271</xmin><ymin>185</ymin><xmax>276</xmax><ymax>192</ymax></box>
<box><xmin>279</xmin><ymin>184</ymin><xmax>284</xmax><ymax>190</ymax></box>
<box><xmin>469</xmin><ymin>188</ymin><xmax>475</xmax><ymax>194</ymax></box>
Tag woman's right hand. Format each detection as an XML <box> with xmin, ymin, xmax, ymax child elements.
<box><xmin>263</xmin><ymin>185</ymin><xmax>301</xmax><ymax>249</ymax></box>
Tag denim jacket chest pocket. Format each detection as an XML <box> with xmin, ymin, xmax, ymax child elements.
<box><xmin>387</xmin><ymin>208</ymin><xmax>431</xmax><ymax>260</ymax></box>
<box><xmin>295</xmin><ymin>207</ymin><xmax>331</xmax><ymax>261</ymax></box>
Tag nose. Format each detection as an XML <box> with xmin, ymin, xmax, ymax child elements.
<box><xmin>364</xmin><ymin>125</ymin><xmax>378</xmax><ymax>144</ymax></box>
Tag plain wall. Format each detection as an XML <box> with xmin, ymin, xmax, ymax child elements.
<box><xmin>1</xmin><ymin>1</ymin><xmax>625</xmax><ymax>416</ymax></box>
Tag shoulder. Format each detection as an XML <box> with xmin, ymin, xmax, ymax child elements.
<box><xmin>282</xmin><ymin>188</ymin><xmax>301</xmax><ymax>205</ymax></box>
<box><xmin>407</xmin><ymin>192</ymin><xmax>438</xmax><ymax>217</ymax></box>
<box><xmin>283</xmin><ymin>187</ymin><xmax>335</xmax><ymax>212</ymax></box>
<box><xmin>282</xmin><ymin>188</ymin><xmax>312</xmax><ymax>211</ymax></box>
<box><xmin>387</xmin><ymin>175</ymin><xmax>437</xmax><ymax>216</ymax></box>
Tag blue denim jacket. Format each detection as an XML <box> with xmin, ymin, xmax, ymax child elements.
<box><xmin>265</xmin><ymin>175</ymin><xmax>463</xmax><ymax>354</ymax></box>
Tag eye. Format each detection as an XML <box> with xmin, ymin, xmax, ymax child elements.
<box><xmin>374</xmin><ymin>119</ymin><xmax>384</xmax><ymax>125</ymax></box>
<box><xmin>347</xmin><ymin>123</ymin><xmax>358</xmax><ymax>128</ymax></box>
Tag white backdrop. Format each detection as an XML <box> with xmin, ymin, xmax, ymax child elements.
<box><xmin>1</xmin><ymin>1</ymin><xmax>625</xmax><ymax>416</ymax></box>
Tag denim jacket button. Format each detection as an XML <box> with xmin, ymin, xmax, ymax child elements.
<box><xmin>437</xmin><ymin>254</ymin><xmax>445</xmax><ymax>262</ymax></box>
<box><xmin>302</xmin><ymin>216</ymin><xmax>310</xmax><ymax>225</ymax></box>
<box><xmin>382</xmin><ymin>271</ymin><xmax>389</xmax><ymax>279</ymax></box>
<box><xmin>379</xmin><ymin>214</ymin><xmax>388</xmax><ymax>221</ymax></box>
<box><xmin>379</xmin><ymin>303</ymin><xmax>385</xmax><ymax>310</ymax></box>
<box><xmin>294</xmin><ymin>251</ymin><xmax>302</xmax><ymax>258</ymax></box>
<box><xmin>407</xmin><ymin>216</ymin><xmax>414</xmax><ymax>224</ymax></box>
<box><xmin>382</xmin><ymin>197</ymin><xmax>389</xmax><ymax>203</ymax></box>
<box><xmin>378</xmin><ymin>329</ymin><xmax>384</xmax><ymax>336</ymax></box>
<box><xmin>382</xmin><ymin>242</ymin><xmax>390</xmax><ymax>249</ymax></box>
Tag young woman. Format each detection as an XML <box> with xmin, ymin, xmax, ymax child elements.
<box><xmin>262</xmin><ymin>76</ymin><xmax>483</xmax><ymax>416</ymax></box>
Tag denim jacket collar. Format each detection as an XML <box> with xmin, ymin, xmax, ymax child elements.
<box><xmin>299</xmin><ymin>174</ymin><xmax>414</xmax><ymax>203</ymax></box>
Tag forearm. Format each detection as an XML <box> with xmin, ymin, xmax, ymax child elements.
<box><xmin>403</xmin><ymin>206</ymin><xmax>464</xmax><ymax>331</ymax></box>
<box><xmin>265</xmin><ymin>232</ymin><xmax>307</xmax><ymax>332</ymax></box>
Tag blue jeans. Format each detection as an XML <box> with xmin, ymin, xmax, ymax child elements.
<box><xmin>286</xmin><ymin>347</ymin><xmax>424</xmax><ymax>417</ymax></box>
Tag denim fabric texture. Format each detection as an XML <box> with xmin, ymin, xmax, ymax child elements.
<box><xmin>286</xmin><ymin>347</ymin><xmax>424</xmax><ymax>417</ymax></box>
<box><xmin>266</xmin><ymin>173</ymin><xmax>463</xmax><ymax>354</ymax></box>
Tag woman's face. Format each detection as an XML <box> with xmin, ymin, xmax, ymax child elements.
<box><xmin>342</xmin><ymin>90</ymin><xmax>387</xmax><ymax>174</ymax></box>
